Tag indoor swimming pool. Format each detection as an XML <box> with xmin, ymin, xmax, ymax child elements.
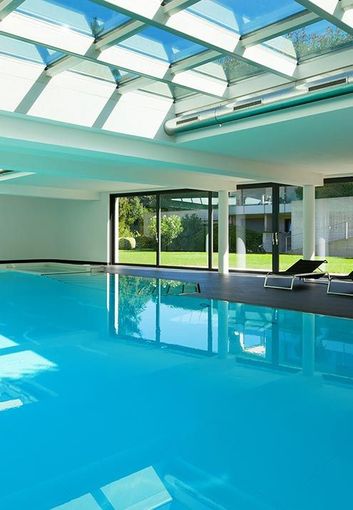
<box><xmin>0</xmin><ymin>270</ymin><xmax>353</xmax><ymax>509</ymax></box>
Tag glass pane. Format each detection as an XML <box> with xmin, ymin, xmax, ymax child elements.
<box><xmin>268</xmin><ymin>20</ymin><xmax>353</xmax><ymax>61</ymax></box>
<box><xmin>191</xmin><ymin>57</ymin><xmax>262</xmax><ymax>83</ymax></box>
<box><xmin>0</xmin><ymin>34</ymin><xmax>63</xmax><ymax>64</ymax></box>
<box><xmin>119</xmin><ymin>26</ymin><xmax>207</xmax><ymax>63</ymax></box>
<box><xmin>71</xmin><ymin>61</ymin><xmax>136</xmax><ymax>83</ymax></box>
<box><xmin>160</xmin><ymin>191</ymin><xmax>209</xmax><ymax>268</ymax></box>
<box><xmin>17</xmin><ymin>0</ymin><xmax>129</xmax><ymax>37</ymax></box>
<box><xmin>116</xmin><ymin>195</ymin><xmax>157</xmax><ymax>265</ymax></box>
<box><xmin>216</xmin><ymin>57</ymin><xmax>262</xmax><ymax>82</ymax></box>
<box><xmin>169</xmin><ymin>85</ymin><xmax>196</xmax><ymax>99</ymax></box>
<box><xmin>188</xmin><ymin>0</ymin><xmax>305</xmax><ymax>35</ymax></box>
<box><xmin>315</xmin><ymin>181</ymin><xmax>353</xmax><ymax>274</ymax></box>
<box><xmin>229</xmin><ymin>187</ymin><xmax>273</xmax><ymax>271</ymax></box>
<box><xmin>279</xmin><ymin>186</ymin><xmax>303</xmax><ymax>271</ymax></box>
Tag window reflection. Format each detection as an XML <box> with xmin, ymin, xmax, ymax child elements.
<box><xmin>52</xmin><ymin>466</ymin><xmax>172</xmax><ymax>510</ymax></box>
<box><xmin>108</xmin><ymin>275</ymin><xmax>353</xmax><ymax>383</ymax></box>
<box><xmin>0</xmin><ymin>350</ymin><xmax>57</xmax><ymax>379</ymax></box>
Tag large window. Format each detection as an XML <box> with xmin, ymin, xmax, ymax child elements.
<box><xmin>315</xmin><ymin>180</ymin><xmax>353</xmax><ymax>274</ymax></box>
<box><xmin>115</xmin><ymin>194</ymin><xmax>157</xmax><ymax>265</ymax></box>
<box><xmin>113</xmin><ymin>190</ymin><xmax>213</xmax><ymax>269</ymax></box>
<box><xmin>279</xmin><ymin>185</ymin><xmax>303</xmax><ymax>271</ymax></box>
<box><xmin>111</xmin><ymin>180</ymin><xmax>353</xmax><ymax>273</ymax></box>
<box><xmin>160</xmin><ymin>191</ymin><xmax>210</xmax><ymax>268</ymax></box>
<box><xmin>229</xmin><ymin>187</ymin><xmax>274</xmax><ymax>272</ymax></box>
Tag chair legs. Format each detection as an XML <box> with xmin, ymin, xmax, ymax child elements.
<box><xmin>264</xmin><ymin>274</ymin><xmax>295</xmax><ymax>290</ymax></box>
<box><xmin>327</xmin><ymin>278</ymin><xmax>353</xmax><ymax>296</ymax></box>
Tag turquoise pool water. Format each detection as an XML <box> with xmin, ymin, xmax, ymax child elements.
<box><xmin>1</xmin><ymin>271</ymin><xmax>353</xmax><ymax>509</ymax></box>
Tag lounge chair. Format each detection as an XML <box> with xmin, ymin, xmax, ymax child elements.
<box><xmin>327</xmin><ymin>271</ymin><xmax>353</xmax><ymax>296</ymax></box>
<box><xmin>264</xmin><ymin>259</ymin><xmax>327</xmax><ymax>290</ymax></box>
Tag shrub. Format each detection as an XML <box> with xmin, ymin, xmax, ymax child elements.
<box><xmin>136</xmin><ymin>235</ymin><xmax>156</xmax><ymax>250</ymax></box>
<box><xmin>119</xmin><ymin>237</ymin><xmax>136</xmax><ymax>250</ymax></box>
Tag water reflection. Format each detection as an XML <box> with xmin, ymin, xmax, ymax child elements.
<box><xmin>52</xmin><ymin>466</ymin><xmax>172</xmax><ymax>510</ymax></box>
<box><xmin>108</xmin><ymin>274</ymin><xmax>353</xmax><ymax>382</ymax></box>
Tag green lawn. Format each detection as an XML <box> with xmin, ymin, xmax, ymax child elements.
<box><xmin>118</xmin><ymin>250</ymin><xmax>353</xmax><ymax>274</ymax></box>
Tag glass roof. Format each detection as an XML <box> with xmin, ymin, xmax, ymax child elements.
<box><xmin>0</xmin><ymin>0</ymin><xmax>352</xmax><ymax>117</ymax></box>
<box><xmin>0</xmin><ymin>34</ymin><xmax>63</xmax><ymax>65</ymax></box>
<box><xmin>17</xmin><ymin>0</ymin><xmax>130</xmax><ymax>37</ymax></box>
<box><xmin>288</xmin><ymin>20</ymin><xmax>353</xmax><ymax>61</ymax></box>
<box><xmin>119</xmin><ymin>26</ymin><xmax>207</xmax><ymax>64</ymax></box>
<box><xmin>70</xmin><ymin>60</ymin><xmax>136</xmax><ymax>83</ymax></box>
<box><xmin>217</xmin><ymin>57</ymin><xmax>263</xmax><ymax>83</ymax></box>
<box><xmin>187</xmin><ymin>0</ymin><xmax>305</xmax><ymax>35</ymax></box>
<box><xmin>266</xmin><ymin>20</ymin><xmax>353</xmax><ymax>60</ymax></box>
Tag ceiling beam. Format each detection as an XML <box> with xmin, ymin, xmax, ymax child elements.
<box><xmin>118</xmin><ymin>77</ymin><xmax>155</xmax><ymax>93</ymax></box>
<box><xmin>170</xmin><ymin>12</ymin><xmax>320</xmax><ymax>76</ymax></box>
<box><xmin>297</xmin><ymin>0</ymin><xmax>353</xmax><ymax>34</ymax></box>
<box><xmin>0</xmin><ymin>184</ymin><xmax>101</xmax><ymax>200</ymax></box>
<box><xmin>242</xmin><ymin>10</ymin><xmax>320</xmax><ymax>46</ymax></box>
<box><xmin>0</xmin><ymin>17</ymin><xmax>224</xmax><ymax>98</ymax></box>
<box><xmin>171</xmin><ymin>50</ymin><xmax>221</xmax><ymax>73</ymax></box>
<box><xmin>162</xmin><ymin>0</ymin><xmax>200</xmax><ymax>16</ymax></box>
<box><xmin>94</xmin><ymin>19</ymin><xmax>145</xmax><ymax>51</ymax></box>
<box><xmin>45</xmin><ymin>55</ymin><xmax>83</xmax><ymax>77</ymax></box>
<box><xmin>0</xmin><ymin>109</ymin><xmax>323</xmax><ymax>186</ymax></box>
<box><xmin>0</xmin><ymin>0</ymin><xmax>25</xmax><ymax>20</ymax></box>
<box><xmin>341</xmin><ymin>0</ymin><xmax>353</xmax><ymax>9</ymax></box>
<box><xmin>46</xmin><ymin>20</ymin><xmax>145</xmax><ymax>77</ymax></box>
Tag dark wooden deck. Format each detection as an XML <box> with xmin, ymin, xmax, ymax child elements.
<box><xmin>108</xmin><ymin>265</ymin><xmax>353</xmax><ymax>319</ymax></box>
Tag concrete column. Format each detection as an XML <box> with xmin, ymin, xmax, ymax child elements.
<box><xmin>303</xmin><ymin>185</ymin><xmax>315</xmax><ymax>260</ymax></box>
<box><xmin>218</xmin><ymin>190</ymin><xmax>229</xmax><ymax>274</ymax></box>
<box><xmin>114</xmin><ymin>197</ymin><xmax>119</xmax><ymax>264</ymax></box>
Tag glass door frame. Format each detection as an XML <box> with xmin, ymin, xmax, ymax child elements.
<box><xmin>110</xmin><ymin>189</ymin><xmax>214</xmax><ymax>270</ymax></box>
<box><xmin>230</xmin><ymin>182</ymin><xmax>281</xmax><ymax>273</ymax></box>
<box><xmin>110</xmin><ymin>184</ymin><xmax>282</xmax><ymax>272</ymax></box>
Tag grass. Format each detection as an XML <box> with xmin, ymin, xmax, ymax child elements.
<box><xmin>118</xmin><ymin>250</ymin><xmax>353</xmax><ymax>274</ymax></box>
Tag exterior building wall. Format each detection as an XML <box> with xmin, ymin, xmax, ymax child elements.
<box><xmin>291</xmin><ymin>196</ymin><xmax>353</xmax><ymax>257</ymax></box>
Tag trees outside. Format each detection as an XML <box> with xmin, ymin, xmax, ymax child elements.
<box><xmin>149</xmin><ymin>215</ymin><xmax>183</xmax><ymax>248</ymax></box>
<box><xmin>295</xmin><ymin>182</ymin><xmax>353</xmax><ymax>200</ymax></box>
<box><xmin>172</xmin><ymin>214</ymin><xmax>206</xmax><ymax>252</ymax></box>
<box><xmin>218</xmin><ymin>25</ymin><xmax>353</xmax><ymax>80</ymax></box>
<box><xmin>288</xmin><ymin>25</ymin><xmax>353</xmax><ymax>61</ymax></box>
<box><xmin>118</xmin><ymin>196</ymin><xmax>145</xmax><ymax>238</ymax></box>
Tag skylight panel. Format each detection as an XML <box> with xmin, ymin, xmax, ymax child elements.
<box><xmin>193</xmin><ymin>58</ymin><xmax>263</xmax><ymax>83</ymax></box>
<box><xmin>71</xmin><ymin>60</ymin><xmax>136</xmax><ymax>83</ymax></box>
<box><xmin>118</xmin><ymin>26</ymin><xmax>207</xmax><ymax>64</ymax></box>
<box><xmin>268</xmin><ymin>20</ymin><xmax>353</xmax><ymax>61</ymax></box>
<box><xmin>187</xmin><ymin>0</ymin><xmax>305</xmax><ymax>35</ymax></box>
<box><xmin>0</xmin><ymin>34</ymin><xmax>63</xmax><ymax>65</ymax></box>
<box><xmin>16</xmin><ymin>0</ymin><xmax>130</xmax><ymax>37</ymax></box>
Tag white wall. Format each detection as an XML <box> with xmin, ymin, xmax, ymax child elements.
<box><xmin>0</xmin><ymin>193</ymin><xmax>109</xmax><ymax>262</ymax></box>
<box><xmin>55</xmin><ymin>194</ymin><xmax>109</xmax><ymax>262</ymax></box>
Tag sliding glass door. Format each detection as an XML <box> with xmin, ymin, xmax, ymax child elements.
<box><xmin>229</xmin><ymin>186</ymin><xmax>278</xmax><ymax>272</ymax></box>
<box><xmin>279</xmin><ymin>185</ymin><xmax>303</xmax><ymax>271</ymax></box>
<box><xmin>112</xmin><ymin>186</ymin><xmax>301</xmax><ymax>272</ymax></box>
<box><xmin>160</xmin><ymin>191</ymin><xmax>210</xmax><ymax>268</ymax></box>
<box><xmin>115</xmin><ymin>194</ymin><xmax>157</xmax><ymax>265</ymax></box>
